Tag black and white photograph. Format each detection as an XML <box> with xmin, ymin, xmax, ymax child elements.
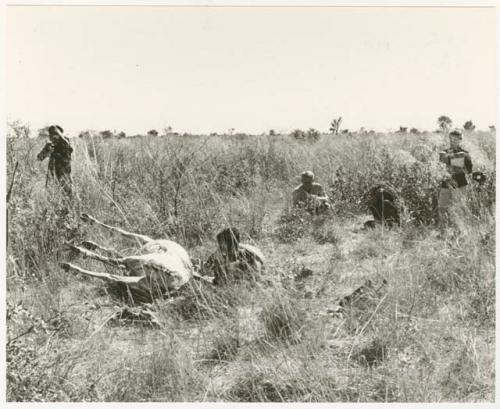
<box><xmin>3</xmin><ymin>0</ymin><xmax>497</xmax><ymax>403</ymax></box>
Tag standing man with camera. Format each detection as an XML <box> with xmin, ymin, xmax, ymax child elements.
<box><xmin>437</xmin><ymin>129</ymin><xmax>473</xmax><ymax>228</ymax></box>
<box><xmin>37</xmin><ymin>125</ymin><xmax>74</xmax><ymax>197</ymax></box>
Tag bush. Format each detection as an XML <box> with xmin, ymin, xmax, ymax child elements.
<box><xmin>290</xmin><ymin>128</ymin><xmax>321</xmax><ymax>143</ymax></box>
<box><xmin>7</xmin><ymin>302</ymin><xmax>95</xmax><ymax>401</ymax></box>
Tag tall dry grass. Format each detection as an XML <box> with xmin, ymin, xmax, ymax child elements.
<box><xmin>6</xmin><ymin>129</ymin><xmax>495</xmax><ymax>402</ymax></box>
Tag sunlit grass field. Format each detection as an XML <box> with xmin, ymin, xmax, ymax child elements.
<box><xmin>6</xmin><ymin>129</ymin><xmax>495</xmax><ymax>402</ymax></box>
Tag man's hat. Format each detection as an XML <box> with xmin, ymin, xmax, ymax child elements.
<box><xmin>48</xmin><ymin>125</ymin><xmax>64</xmax><ymax>137</ymax></box>
<box><xmin>301</xmin><ymin>170</ymin><xmax>315</xmax><ymax>179</ymax></box>
<box><xmin>217</xmin><ymin>227</ymin><xmax>240</xmax><ymax>245</ymax></box>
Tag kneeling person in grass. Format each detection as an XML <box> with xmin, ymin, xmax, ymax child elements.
<box><xmin>363</xmin><ymin>183</ymin><xmax>400</xmax><ymax>229</ymax></box>
<box><xmin>292</xmin><ymin>171</ymin><xmax>331</xmax><ymax>214</ymax></box>
<box><xmin>203</xmin><ymin>227</ymin><xmax>265</xmax><ymax>286</ymax></box>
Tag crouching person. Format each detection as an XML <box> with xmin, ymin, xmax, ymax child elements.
<box><xmin>363</xmin><ymin>183</ymin><xmax>400</xmax><ymax>229</ymax></box>
<box><xmin>203</xmin><ymin>227</ymin><xmax>265</xmax><ymax>285</ymax></box>
<box><xmin>292</xmin><ymin>171</ymin><xmax>332</xmax><ymax>215</ymax></box>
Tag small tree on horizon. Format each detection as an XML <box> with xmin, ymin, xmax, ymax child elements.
<box><xmin>289</xmin><ymin>128</ymin><xmax>320</xmax><ymax>142</ymax></box>
<box><xmin>290</xmin><ymin>129</ymin><xmax>306</xmax><ymax>140</ymax></box>
<box><xmin>163</xmin><ymin>126</ymin><xmax>173</xmax><ymax>136</ymax></box>
<box><xmin>437</xmin><ymin>115</ymin><xmax>453</xmax><ymax>133</ymax></box>
<box><xmin>100</xmin><ymin>130</ymin><xmax>114</xmax><ymax>139</ymax></box>
<box><xmin>307</xmin><ymin>128</ymin><xmax>320</xmax><ymax>141</ymax></box>
<box><xmin>147</xmin><ymin>129</ymin><xmax>159</xmax><ymax>137</ymax></box>
<box><xmin>463</xmin><ymin>120</ymin><xmax>475</xmax><ymax>131</ymax></box>
<box><xmin>78</xmin><ymin>130</ymin><xmax>97</xmax><ymax>139</ymax></box>
<box><xmin>329</xmin><ymin>116</ymin><xmax>342</xmax><ymax>134</ymax></box>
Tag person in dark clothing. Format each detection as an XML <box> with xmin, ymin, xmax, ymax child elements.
<box><xmin>439</xmin><ymin>130</ymin><xmax>473</xmax><ymax>188</ymax></box>
<box><xmin>363</xmin><ymin>183</ymin><xmax>400</xmax><ymax>229</ymax></box>
<box><xmin>37</xmin><ymin>125</ymin><xmax>73</xmax><ymax>196</ymax></box>
<box><xmin>437</xmin><ymin>129</ymin><xmax>473</xmax><ymax>227</ymax></box>
<box><xmin>202</xmin><ymin>227</ymin><xmax>265</xmax><ymax>285</ymax></box>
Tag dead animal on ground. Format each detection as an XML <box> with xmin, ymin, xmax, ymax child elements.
<box><xmin>363</xmin><ymin>184</ymin><xmax>400</xmax><ymax>229</ymax></box>
<box><xmin>61</xmin><ymin>213</ymin><xmax>212</xmax><ymax>303</ymax></box>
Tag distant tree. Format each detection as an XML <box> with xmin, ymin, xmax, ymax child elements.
<box><xmin>463</xmin><ymin>120</ymin><xmax>475</xmax><ymax>131</ymax></box>
<box><xmin>290</xmin><ymin>129</ymin><xmax>307</xmax><ymax>140</ymax></box>
<box><xmin>410</xmin><ymin>128</ymin><xmax>419</xmax><ymax>134</ymax></box>
<box><xmin>147</xmin><ymin>129</ymin><xmax>159</xmax><ymax>137</ymax></box>
<box><xmin>398</xmin><ymin>126</ymin><xmax>408</xmax><ymax>133</ymax></box>
<box><xmin>489</xmin><ymin>125</ymin><xmax>496</xmax><ymax>132</ymax></box>
<box><xmin>290</xmin><ymin>128</ymin><xmax>320</xmax><ymax>142</ymax></box>
<box><xmin>78</xmin><ymin>130</ymin><xmax>95</xmax><ymax>139</ymax></box>
<box><xmin>307</xmin><ymin>128</ymin><xmax>320</xmax><ymax>141</ymax></box>
<box><xmin>341</xmin><ymin>129</ymin><xmax>349</xmax><ymax>134</ymax></box>
<box><xmin>329</xmin><ymin>116</ymin><xmax>342</xmax><ymax>134</ymax></box>
<box><xmin>269</xmin><ymin>129</ymin><xmax>276</xmax><ymax>136</ymax></box>
<box><xmin>437</xmin><ymin>115</ymin><xmax>453</xmax><ymax>133</ymax></box>
<box><xmin>100</xmin><ymin>130</ymin><xmax>114</xmax><ymax>139</ymax></box>
<box><xmin>162</xmin><ymin>126</ymin><xmax>174</xmax><ymax>136</ymax></box>
<box><xmin>116</xmin><ymin>131</ymin><xmax>126</xmax><ymax>139</ymax></box>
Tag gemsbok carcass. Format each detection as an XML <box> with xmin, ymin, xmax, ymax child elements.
<box><xmin>61</xmin><ymin>213</ymin><xmax>212</xmax><ymax>302</ymax></box>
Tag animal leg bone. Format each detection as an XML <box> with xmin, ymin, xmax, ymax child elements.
<box><xmin>80</xmin><ymin>213</ymin><xmax>152</xmax><ymax>244</ymax></box>
<box><xmin>66</xmin><ymin>242</ymin><xmax>124</xmax><ymax>267</ymax></box>
<box><xmin>80</xmin><ymin>240</ymin><xmax>121</xmax><ymax>257</ymax></box>
<box><xmin>192</xmin><ymin>271</ymin><xmax>215</xmax><ymax>284</ymax></box>
<box><xmin>60</xmin><ymin>262</ymin><xmax>145</xmax><ymax>285</ymax></box>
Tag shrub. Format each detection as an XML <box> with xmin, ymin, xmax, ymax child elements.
<box><xmin>274</xmin><ymin>208</ymin><xmax>313</xmax><ymax>243</ymax></box>
<box><xmin>290</xmin><ymin>128</ymin><xmax>320</xmax><ymax>143</ymax></box>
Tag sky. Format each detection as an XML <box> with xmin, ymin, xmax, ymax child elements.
<box><xmin>5</xmin><ymin>5</ymin><xmax>497</xmax><ymax>135</ymax></box>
